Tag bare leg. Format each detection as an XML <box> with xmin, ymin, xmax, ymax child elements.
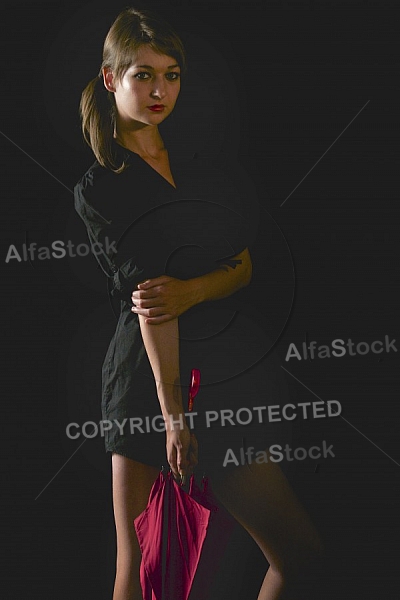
<box><xmin>210</xmin><ymin>454</ymin><xmax>324</xmax><ymax>600</ymax></box>
<box><xmin>111</xmin><ymin>453</ymin><xmax>159</xmax><ymax>600</ymax></box>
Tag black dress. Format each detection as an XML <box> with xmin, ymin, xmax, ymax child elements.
<box><xmin>74</xmin><ymin>141</ymin><xmax>292</xmax><ymax>475</ymax></box>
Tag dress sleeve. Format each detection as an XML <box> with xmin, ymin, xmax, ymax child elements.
<box><xmin>73</xmin><ymin>170</ymin><xmax>147</xmax><ymax>301</ymax></box>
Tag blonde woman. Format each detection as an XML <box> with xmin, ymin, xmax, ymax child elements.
<box><xmin>74</xmin><ymin>7</ymin><xmax>322</xmax><ymax>599</ymax></box>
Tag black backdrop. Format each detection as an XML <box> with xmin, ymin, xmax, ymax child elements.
<box><xmin>1</xmin><ymin>1</ymin><xmax>399</xmax><ymax>598</ymax></box>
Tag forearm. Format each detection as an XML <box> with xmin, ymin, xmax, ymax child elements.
<box><xmin>137</xmin><ymin>314</ymin><xmax>184</xmax><ymax>427</ymax></box>
<box><xmin>188</xmin><ymin>247</ymin><xmax>252</xmax><ymax>305</ymax></box>
<box><xmin>131</xmin><ymin>248</ymin><xmax>252</xmax><ymax>325</ymax></box>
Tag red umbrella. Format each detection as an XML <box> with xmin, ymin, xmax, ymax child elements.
<box><xmin>134</xmin><ymin>470</ymin><xmax>211</xmax><ymax>600</ymax></box>
<box><xmin>133</xmin><ymin>369</ymin><xmax>236</xmax><ymax>600</ymax></box>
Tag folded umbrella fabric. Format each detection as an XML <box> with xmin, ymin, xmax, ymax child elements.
<box><xmin>134</xmin><ymin>470</ymin><xmax>211</xmax><ymax>600</ymax></box>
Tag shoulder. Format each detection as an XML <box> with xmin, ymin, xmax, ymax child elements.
<box><xmin>74</xmin><ymin>160</ymin><xmax>112</xmax><ymax>201</ymax></box>
<box><xmin>74</xmin><ymin>161</ymin><xmax>109</xmax><ymax>225</ymax></box>
<box><xmin>74</xmin><ymin>140</ymin><xmax>130</xmax><ymax>195</ymax></box>
<box><xmin>74</xmin><ymin>158</ymin><xmax>130</xmax><ymax>223</ymax></box>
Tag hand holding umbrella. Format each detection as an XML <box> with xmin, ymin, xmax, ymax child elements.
<box><xmin>179</xmin><ymin>368</ymin><xmax>201</xmax><ymax>487</ymax></box>
<box><xmin>165</xmin><ymin>368</ymin><xmax>200</xmax><ymax>485</ymax></box>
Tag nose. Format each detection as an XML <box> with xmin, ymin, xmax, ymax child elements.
<box><xmin>150</xmin><ymin>77</ymin><xmax>166</xmax><ymax>100</ymax></box>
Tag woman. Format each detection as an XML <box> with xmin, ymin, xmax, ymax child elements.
<box><xmin>74</xmin><ymin>7</ymin><xmax>323</xmax><ymax>600</ymax></box>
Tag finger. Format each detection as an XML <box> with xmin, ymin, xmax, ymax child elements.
<box><xmin>168</xmin><ymin>449</ymin><xmax>179</xmax><ymax>480</ymax></box>
<box><xmin>136</xmin><ymin>298</ymin><xmax>167</xmax><ymax>309</ymax></box>
<box><xmin>131</xmin><ymin>307</ymin><xmax>154</xmax><ymax>316</ymax></box>
<box><xmin>136</xmin><ymin>279</ymin><xmax>152</xmax><ymax>289</ymax></box>
<box><xmin>176</xmin><ymin>448</ymin><xmax>189</xmax><ymax>478</ymax></box>
<box><xmin>172</xmin><ymin>470</ymin><xmax>181</xmax><ymax>483</ymax></box>
<box><xmin>131</xmin><ymin>300</ymin><xmax>157</xmax><ymax>309</ymax></box>
<box><xmin>137</xmin><ymin>276</ymin><xmax>171</xmax><ymax>290</ymax></box>
<box><xmin>132</xmin><ymin>286</ymin><xmax>161</xmax><ymax>298</ymax></box>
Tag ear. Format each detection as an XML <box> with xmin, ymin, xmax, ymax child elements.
<box><xmin>102</xmin><ymin>67</ymin><xmax>116</xmax><ymax>92</ymax></box>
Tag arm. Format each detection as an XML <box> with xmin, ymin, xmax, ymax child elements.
<box><xmin>135</xmin><ymin>250</ymin><xmax>250</xmax><ymax>473</ymax></box>
<box><xmin>131</xmin><ymin>247</ymin><xmax>252</xmax><ymax>324</ymax></box>
<box><xmin>137</xmin><ymin>314</ymin><xmax>197</xmax><ymax>481</ymax></box>
<box><xmin>189</xmin><ymin>246</ymin><xmax>252</xmax><ymax>303</ymax></box>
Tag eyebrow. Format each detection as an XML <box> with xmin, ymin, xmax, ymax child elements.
<box><xmin>133</xmin><ymin>64</ymin><xmax>180</xmax><ymax>70</ymax></box>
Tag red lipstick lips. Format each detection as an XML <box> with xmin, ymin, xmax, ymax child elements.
<box><xmin>148</xmin><ymin>104</ymin><xmax>165</xmax><ymax>112</ymax></box>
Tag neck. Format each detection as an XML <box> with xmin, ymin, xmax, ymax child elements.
<box><xmin>114</xmin><ymin>123</ymin><xmax>166</xmax><ymax>159</ymax></box>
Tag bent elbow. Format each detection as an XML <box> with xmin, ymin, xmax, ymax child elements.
<box><xmin>245</xmin><ymin>263</ymin><xmax>252</xmax><ymax>286</ymax></box>
<box><xmin>242</xmin><ymin>248</ymin><xmax>252</xmax><ymax>287</ymax></box>
<box><xmin>240</xmin><ymin>261</ymin><xmax>252</xmax><ymax>289</ymax></box>
<box><xmin>244</xmin><ymin>253</ymin><xmax>253</xmax><ymax>286</ymax></box>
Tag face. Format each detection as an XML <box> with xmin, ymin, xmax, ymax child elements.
<box><xmin>103</xmin><ymin>46</ymin><xmax>181</xmax><ymax>131</ymax></box>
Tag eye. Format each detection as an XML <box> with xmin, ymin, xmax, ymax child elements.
<box><xmin>166</xmin><ymin>72</ymin><xmax>180</xmax><ymax>81</ymax></box>
<box><xmin>134</xmin><ymin>71</ymin><xmax>151</xmax><ymax>80</ymax></box>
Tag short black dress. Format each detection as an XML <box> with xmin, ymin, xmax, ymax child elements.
<box><xmin>74</xmin><ymin>141</ymin><xmax>292</xmax><ymax>475</ymax></box>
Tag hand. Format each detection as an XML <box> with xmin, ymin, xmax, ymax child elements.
<box><xmin>131</xmin><ymin>275</ymin><xmax>197</xmax><ymax>324</ymax></box>
<box><xmin>166</xmin><ymin>421</ymin><xmax>198</xmax><ymax>484</ymax></box>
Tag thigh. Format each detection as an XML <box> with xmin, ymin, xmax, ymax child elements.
<box><xmin>111</xmin><ymin>455</ymin><xmax>160</xmax><ymax>600</ymax></box>
<box><xmin>111</xmin><ymin>454</ymin><xmax>160</xmax><ymax>549</ymax></box>
<box><xmin>208</xmin><ymin>455</ymin><xmax>323</xmax><ymax>576</ymax></box>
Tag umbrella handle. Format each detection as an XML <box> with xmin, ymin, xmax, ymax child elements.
<box><xmin>188</xmin><ymin>368</ymin><xmax>201</xmax><ymax>413</ymax></box>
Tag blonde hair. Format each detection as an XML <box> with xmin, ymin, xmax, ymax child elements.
<box><xmin>79</xmin><ymin>7</ymin><xmax>186</xmax><ymax>172</ymax></box>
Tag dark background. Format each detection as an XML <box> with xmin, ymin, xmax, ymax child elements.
<box><xmin>1</xmin><ymin>0</ymin><xmax>399</xmax><ymax>598</ymax></box>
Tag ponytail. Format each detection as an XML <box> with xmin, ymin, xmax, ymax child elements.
<box><xmin>79</xmin><ymin>74</ymin><xmax>126</xmax><ymax>173</ymax></box>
